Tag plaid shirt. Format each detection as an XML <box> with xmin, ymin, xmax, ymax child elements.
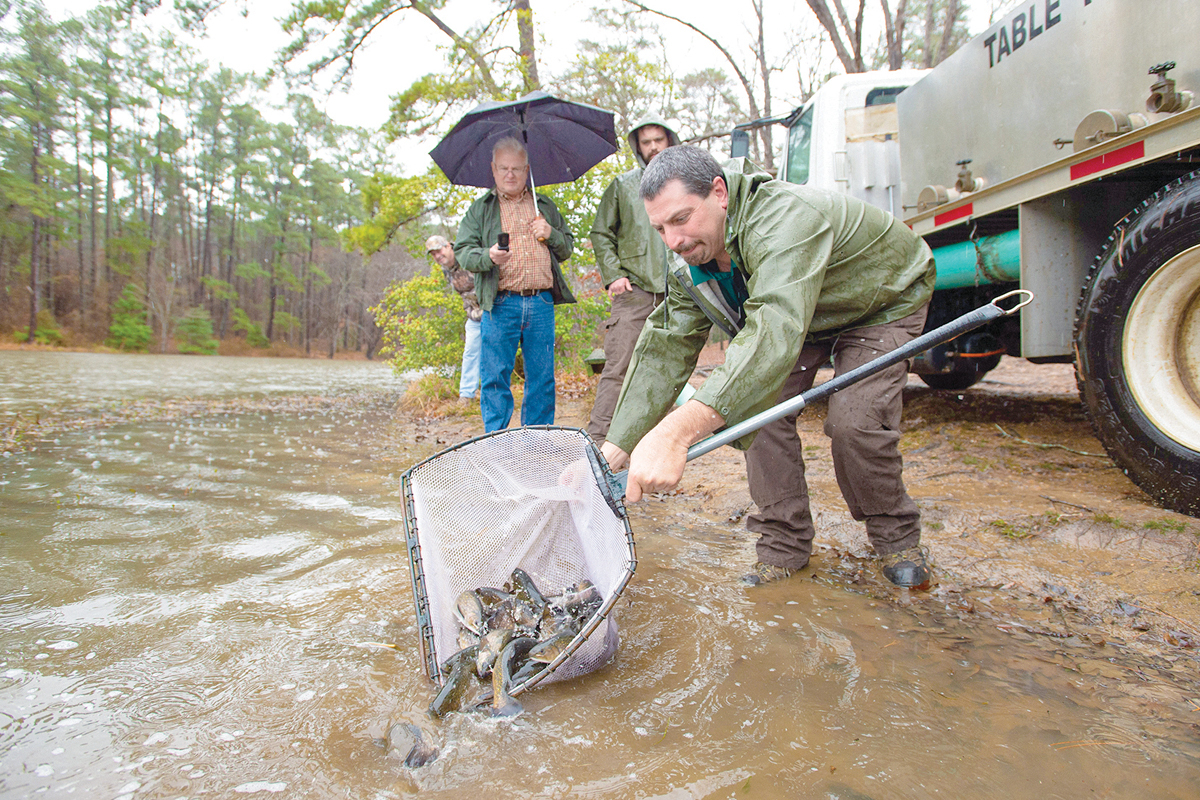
<box><xmin>497</xmin><ymin>189</ymin><xmax>553</xmax><ymax>292</ymax></box>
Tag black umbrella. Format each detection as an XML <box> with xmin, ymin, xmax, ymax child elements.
<box><xmin>430</xmin><ymin>91</ymin><xmax>619</xmax><ymax>196</ymax></box>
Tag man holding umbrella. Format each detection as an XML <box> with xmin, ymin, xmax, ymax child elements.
<box><xmin>454</xmin><ymin>137</ymin><xmax>576</xmax><ymax>431</ymax></box>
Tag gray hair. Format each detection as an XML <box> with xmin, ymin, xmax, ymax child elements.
<box><xmin>492</xmin><ymin>136</ymin><xmax>528</xmax><ymax>162</ymax></box>
<box><xmin>640</xmin><ymin>145</ymin><xmax>722</xmax><ymax>201</ymax></box>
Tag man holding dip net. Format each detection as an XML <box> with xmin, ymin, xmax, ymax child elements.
<box><xmin>600</xmin><ymin>145</ymin><xmax>937</xmax><ymax>589</ymax></box>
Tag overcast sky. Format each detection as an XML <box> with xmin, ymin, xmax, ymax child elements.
<box><xmin>41</xmin><ymin>0</ymin><xmax>1006</xmax><ymax>174</ymax></box>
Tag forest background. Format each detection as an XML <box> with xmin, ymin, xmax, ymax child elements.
<box><xmin>0</xmin><ymin>0</ymin><xmax>1019</xmax><ymax>375</ymax></box>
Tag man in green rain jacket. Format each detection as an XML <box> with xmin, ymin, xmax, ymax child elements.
<box><xmin>600</xmin><ymin>145</ymin><xmax>937</xmax><ymax>588</ymax></box>
<box><xmin>586</xmin><ymin>115</ymin><xmax>679</xmax><ymax>444</ymax></box>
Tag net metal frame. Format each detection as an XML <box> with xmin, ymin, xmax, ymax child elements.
<box><xmin>401</xmin><ymin>426</ymin><xmax>636</xmax><ymax>697</ymax></box>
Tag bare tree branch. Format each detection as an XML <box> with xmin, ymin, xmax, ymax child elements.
<box><xmin>803</xmin><ymin>0</ymin><xmax>865</xmax><ymax>73</ymax></box>
<box><xmin>409</xmin><ymin>0</ymin><xmax>502</xmax><ymax>97</ymax></box>
<box><xmin>620</xmin><ymin>0</ymin><xmax>762</xmax><ymax>124</ymax></box>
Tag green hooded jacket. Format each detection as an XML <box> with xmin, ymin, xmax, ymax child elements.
<box><xmin>588</xmin><ymin>115</ymin><xmax>680</xmax><ymax>292</ymax></box>
<box><xmin>454</xmin><ymin>189</ymin><xmax>576</xmax><ymax>311</ymax></box>
<box><xmin>606</xmin><ymin>158</ymin><xmax>936</xmax><ymax>453</ymax></box>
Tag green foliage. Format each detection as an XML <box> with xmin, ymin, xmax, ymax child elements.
<box><xmin>373</xmin><ymin>256</ymin><xmax>609</xmax><ymax>379</ymax></box>
<box><xmin>346</xmin><ymin>166</ymin><xmax>476</xmax><ymax>258</ymax></box>
<box><xmin>105</xmin><ymin>285</ymin><xmax>152</xmax><ymax>351</ymax></box>
<box><xmin>555</xmin><ymin>291</ymin><xmax>609</xmax><ymax>373</ymax></box>
<box><xmin>175</xmin><ymin>306</ymin><xmax>219</xmax><ymax>355</ymax></box>
<box><xmin>1143</xmin><ymin>519</ymin><xmax>1187</xmax><ymax>533</ymax></box>
<box><xmin>536</xmin><ymin>158</ymin><xmax>625</xmax><ymax>273</ymax></box>
<box><xmin>372</xmin><ymin>263</ymin><xmax>467</xmax><ymax>376</ymax></box>
<box><xmin>989</xmin><ymin>519</ymin><xmax>1034</xmax><ymax>540</ymax></box>
<box><xmin>273</xmin><ymin>310</ymin><xmax>301</xmax><ymax>337</ymax></box>
<box><xmin>106</xmin><ymin>223</ymin><xmax>153</xmax><ymax>278</ymax></box>
<box><xmin>200</xmin><ymin>275</ymin><xmax>238</xmax><ymax>301</ymax></box>
<box><xmin>231</xmin><ymin>307</ymin><xmax>269</xmax><ymax>348</ymax></box>
<box><xmin>383</xmin><ymin>73</ymin><xmax>495</xmax><ymax>141</ymax></box>
<box><xmin>234</xmin><ymin>261</ymin><xmax>270</xmax><ymax>282</ymax></box>
<box><xmin>14</xmin><ymin>309</ymin><xmax>64</xmax><ymax>346</ymax></box>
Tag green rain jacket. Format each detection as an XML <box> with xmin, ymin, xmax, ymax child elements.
<box><xmin>606</xmin><ymin>158</ymin><xmax>936</xmax><ymax>453</ymax></box>
<box><xmin>454</xmin><ymin>189</ymin><xmax>576</xmax><ymax>312</ymax></box>
<box><xmin>588</xmin><ymin>115</ymin><xmax>680</xmax><ymax>293</ymax></box>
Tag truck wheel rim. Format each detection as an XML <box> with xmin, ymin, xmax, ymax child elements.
<box><xmin>1123</xmin><ymin>243</ymin><xmax>1200</xmax><ymax>451</ymax></box>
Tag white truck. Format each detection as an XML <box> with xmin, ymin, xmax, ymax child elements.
<box><xmin>731</xmin><ymin>0</ymin><xmax>1200</xmax><ymax>516</ymax></box>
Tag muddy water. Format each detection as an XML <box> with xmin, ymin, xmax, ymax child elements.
<box><xmin>2</xmin><ymin>353</ymin><xmax>1198</xmax><ymax>798</ymax></box>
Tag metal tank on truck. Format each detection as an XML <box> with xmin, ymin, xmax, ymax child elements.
<box><xmin>735</xmin><ymin>0</ymin><xmax>1200</xmax><ymax>516</ymax></box>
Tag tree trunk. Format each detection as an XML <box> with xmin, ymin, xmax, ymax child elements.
<box><xmin>266</xmin><ymin>254</ymin><xmax>278</xmax><ymax>342</ymax></box>
<box><xmin>921</xmin><ymin>0</ymin><xmax>936</xmax><ymax>67</ymax></box>
<box><xmin>752</xmin><ymin>0</ymin><xmax>774</xmax><ymax>171</ymax></box>
<box><xmin>200</xmin><ymin>191</ymin><xmax>213</xmax><ymax>307</ymax></box>
<box><xmin>305</xmin><ymin>222</ymin><xmax>314</xmax><ymax>357</ymax></box>
<box><xmin>219</xmin><ymin>148</ymin><xmax>243</xmax><ymax>338</ymax></box>
<box><xmin>514</xmin><ymin>0</ymin><xmax>540</xmax><ymax>91</ymax></box>
<box><xmin>220</xmin><ymin>203</ymin><xmax>237</xmax><ymax>338</ymax></box>
<box><xmin>28</xmin><ymin>120</ymin><xmax>42</xmax><ymax>341</ymax></box>
<box><xmin>936</xmin><ymin>0</ymin><xmax>961</xmax><ymax>65</ymax></box>
<box><xmin>89</xmin><ymin>131</ymin><xmax>98</xmax><ymax>306</ymax></box>
<box><xmin>74</xmin><ymin>99</ymin><xmax>87</xmax><ymax>314</ymax></box>
<box><xmin>880</xmin><ymin>0</ymin><xmax>910</xmax><ymax>70</ymax></box>
<box><xmin>104</xmin><ymin>85</ymin><xmax>115</xmax><ymax>301</ymax></box>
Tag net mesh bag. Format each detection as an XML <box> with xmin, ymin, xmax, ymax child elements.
<box><xmin>402</xmin><ymin>426</ymin><xmax>635</xmax><ymax>692</ymax></box>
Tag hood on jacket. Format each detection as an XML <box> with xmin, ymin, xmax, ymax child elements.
<box><xmin>718</xmin><ymin>156</ymin><xmax>774</xmax><ymax>231</ymax></box>
<box><xmin>628</xmin><ymin>115</ymin><xmax>681</xmax><ymax>168</ymax></box>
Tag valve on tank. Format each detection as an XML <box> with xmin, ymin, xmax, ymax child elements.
<box><xmin>954</xmin><ymin>160</ymin><xmax>985</xmax><ymax>193</ymax></box>
<box><xmin>1147</xmin><ymin>62</ymin><xmax>1193</xmax><ymax>114</ymax></box>
<box><xmin>916</xmin><ymin>159</ymin><xmax>985</xmax><ymax>212</ymax></box>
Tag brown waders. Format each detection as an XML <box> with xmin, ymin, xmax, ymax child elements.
<box><xmin>743</xmin><ymin>306</ymin><xmax>929</xmax><ymax>570</ymax></box>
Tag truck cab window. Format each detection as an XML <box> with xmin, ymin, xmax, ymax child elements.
<box><xmin>784</xmin><ymin>105</ymin><xmax>814</xmax><ymax>185</ymax></box>
<box><xmin>865</xmin><ymin>86</ymin><xmax>907</xmax><ymax>107</ymax></box>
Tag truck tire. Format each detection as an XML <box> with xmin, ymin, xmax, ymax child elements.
<box><xmin>918</xmin><ymin>362</ymin><xmax>984</xmax><ymax>391</ymax></box>
<box><xmin>1075</xmin><ymin>170</ymin><xmax>1200</xmax><ymax>517</ymax></box>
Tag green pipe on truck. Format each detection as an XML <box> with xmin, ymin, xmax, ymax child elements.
<box><xmin>930</xmin><ymin>229</ymin><xmax>1021</xmax><ymax>289</ymax></box>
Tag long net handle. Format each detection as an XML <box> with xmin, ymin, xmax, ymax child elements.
<box><xmin>610</xmin><ymin>290</ymin><xmax>1032</xmax><ymax>490</ymax></box>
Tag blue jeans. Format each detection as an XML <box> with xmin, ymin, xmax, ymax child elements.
<box><xmin>480</xmin><ymin>291</ymin><xmax>555</xmax><ymax>432</ymax></box>
<box><xmin>459</xmin><ymin>317</ymin><xmax>482</xmax><ymax>398</ymax></box>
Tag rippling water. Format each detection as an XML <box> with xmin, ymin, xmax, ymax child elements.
<box><xmin>0</xmin><ymin>351</ymin><xmax>406</xmax><ymax>418</ymax></box>
<box><xmin>1</xmin><ymin>353</ymin><xmax>1198</xmax><ymax>798</ymax></box>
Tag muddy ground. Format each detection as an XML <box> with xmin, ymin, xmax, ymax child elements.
<box><xmin>391</xmin><ymin>351</ymin><xmax>1200</xmax><ymax>678</ymax></box>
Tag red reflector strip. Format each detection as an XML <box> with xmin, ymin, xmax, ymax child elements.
<box><xmin>1070</xmin><ymin>141</ymin><xmax>1145</xmax><ymax>180</ymax></box>
<box><xmin>934</xmin><ymin>203</ymin><xmax>973</xmax><ymax>227</ymax></box>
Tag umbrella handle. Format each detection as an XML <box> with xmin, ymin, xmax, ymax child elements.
<box><xmin>528</xmin><ymin>167</ymin><xmax>547</xmax><ymax>242</ymax></box>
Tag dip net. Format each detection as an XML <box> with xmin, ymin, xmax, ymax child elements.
<box><xmin>401</xmin><ymin>426</ymin><xmax>635</xmax><ymax>695</ymax></box>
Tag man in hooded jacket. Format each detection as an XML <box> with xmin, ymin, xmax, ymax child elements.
<box><xmin>600</xmin><ymin>145</ymin><xmax>937</xmax><ymax>589</ymax></box>
<box><xmin>586</xmin><ymin>116</ymin><xmax>680</xmax><ymax>444</ymax></box>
